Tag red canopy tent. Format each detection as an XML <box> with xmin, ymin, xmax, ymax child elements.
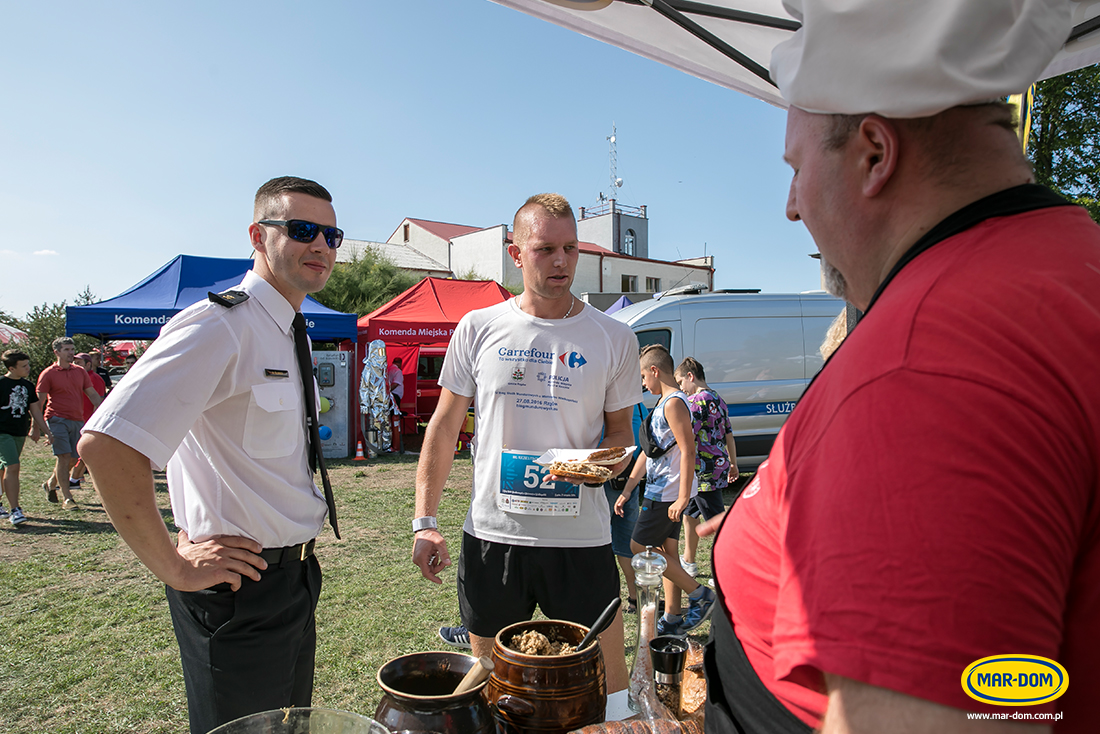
<box><xmin>355</xmin><ymin>278</ymin><xmax>513</xmax><ymax>425</ymax></box>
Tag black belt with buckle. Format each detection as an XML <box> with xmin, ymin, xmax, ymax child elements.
<box><xmin>259</xmin><ymin>539</ymin><xmax>316</xmax><ymax>566</ymax></box>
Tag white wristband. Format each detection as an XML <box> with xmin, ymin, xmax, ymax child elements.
<box><xmin>412</xmin><ymin>516</ymin><xmax>438</xmax><ymax>533</ymax></box>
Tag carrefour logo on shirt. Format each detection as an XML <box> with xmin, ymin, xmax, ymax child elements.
<box><xmin>558</xmin><ymin>352</ymin><xmax>587</xmax><ymax>368</ymax></box>
<box><xmin>496</xmin><ymin>347</ymin><xmax>587</xmax><ymax>368</ymax></box>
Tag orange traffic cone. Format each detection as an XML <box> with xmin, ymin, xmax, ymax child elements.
<box><xmin>353</xmin><ymin>440</ymin><xmax>367</xmax><ymax>461</ymax></box>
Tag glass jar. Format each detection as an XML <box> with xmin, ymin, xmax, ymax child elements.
<box><xmin>628</xmin><ymin>547</ymin><xmax>668</xmax><ymax>714</ymax></box>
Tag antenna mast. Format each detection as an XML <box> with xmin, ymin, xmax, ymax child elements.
<box><xmin>607</xmin><ymin>123</ymin><xmax>622</xmax><ymax>202</ymax></box>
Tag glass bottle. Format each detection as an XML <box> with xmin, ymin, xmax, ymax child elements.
<box><xmin>628</xmin><ymin>546</ymin><xmax>668</xmax><ymax>714</ymax></box>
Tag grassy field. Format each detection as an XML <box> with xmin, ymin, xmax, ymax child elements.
<box><xmin>1</xmin><ymin>439</ymin><xmax>719</xmax><ymax>734</ymax></box>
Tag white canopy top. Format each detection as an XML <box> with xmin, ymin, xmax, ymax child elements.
<box><xmin>492</xmin><ymin>0</ymin><xmax>1100</xmax><ymax>110</ymax></box>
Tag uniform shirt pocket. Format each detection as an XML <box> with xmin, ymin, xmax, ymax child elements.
<box><xmin>243</xmin><ymin>382</ymin><xmax>303</xmax><ymax>459</ymax></box>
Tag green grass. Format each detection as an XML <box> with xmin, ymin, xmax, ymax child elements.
<box><xmin>1</xmin><ymin>440</ymin><xmax>720</xmax><ymax>733</ymax></box>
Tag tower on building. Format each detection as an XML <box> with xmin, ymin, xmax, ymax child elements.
<box><xmin>577</xmin><ymin>123</ymin><xmax>648</xmax><ymax>258</ymax></box>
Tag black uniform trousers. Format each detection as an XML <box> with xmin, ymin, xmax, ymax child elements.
<box><xmin>166</xmin><ymin>554</ymin><xmax>322</xmax><ymax>734</ymax></box>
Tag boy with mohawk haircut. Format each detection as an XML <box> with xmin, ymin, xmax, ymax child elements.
<box><xmin>615</xmin><ymin>344</ymin><xmax>716</xmax><ymax>635</ymax></box>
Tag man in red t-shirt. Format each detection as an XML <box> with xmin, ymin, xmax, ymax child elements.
<box><xmin>35</xmin><ymin>338</ymin><xmax>101</xmax><ymax>509</ymax></box>
<box><xmin>67</xmin><ymin>353</ymin><xmax>107</xmax><ymax>491</ymax></box>
<box><xmin>697</xmin><ymin>3</ymin><xmax>1097</xmax><ymax>734</ymax></box>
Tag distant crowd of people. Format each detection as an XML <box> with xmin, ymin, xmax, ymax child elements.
<box><xmin>0</xmin><ymin>339</ymin><xmax>141</xmax><ymax>524</ymax></box>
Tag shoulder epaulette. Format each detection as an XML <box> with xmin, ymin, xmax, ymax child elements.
<box><xmin>208</xmin><ymin>290</ymin><xmax>249</xmax><ymax>308</ymax></box>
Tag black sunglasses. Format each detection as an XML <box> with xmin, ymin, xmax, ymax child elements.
<box><xmin>258</xmin><ymin>219</ymin><xmax>344</xmax><ymax>249</ymax></box>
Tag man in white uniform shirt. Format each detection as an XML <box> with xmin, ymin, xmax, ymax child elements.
<box><xmin>411</xmin><ymin>193</ymin><xmax>641</xmax><ymax>692</ymax></box>
<box><xmin>79</xmin><ymin>176</ymin><xmax>343</xmax><ymax>734</ymax></box>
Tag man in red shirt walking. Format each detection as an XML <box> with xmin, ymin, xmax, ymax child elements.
<box><xmin>67</xmin><ymin>353</ymin><xmax>107</xmax><ymax>492</ymax></box>
<box><xmin>36</xmin><ymin>337</ymin><xmax>101</xmax><ymax>510</ymax></box>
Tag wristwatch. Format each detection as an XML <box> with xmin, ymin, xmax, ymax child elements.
<box><xmin>412</xmin><ymin>516</ymin><xmax>438</xmax><ymax>533</ymax></box>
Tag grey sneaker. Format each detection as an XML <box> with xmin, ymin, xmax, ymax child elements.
<box><xmin>438</xmin><ymin>626</ymin><xmax>471</xmax><ymax>649</ymax></box>
<box><xmin>10</xmin><ymin>507</ymin><xmax>26</xmax><ymax>526</ymax></box>
<box><xmin>682</xmin><ymin>586</ymin><xmax>717</xmax><ymax>632</ymax></box>
<box><xmin>44</xmin><ymin>481</ymin><xmax>58</xmax><ymax>503</ymax></box>
<box><xmin>0</xmin><ymin>505</ymin><xmax>8</xmax><ymax>518</ymax></box>
<box><xmin>62</xmin><ymin>498</ymin><xmax>79</xmax><ymax>511</ymax></box>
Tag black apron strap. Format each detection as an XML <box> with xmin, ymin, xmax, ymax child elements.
<box><xmin>704</xmin><ymin>607</ymin><xmax>814</xmax><ymax>734</ymax></box>
<box><xmin>706</xmin><ymin>506</ymin><xmax>814</xmax><ymax>734</ymax></box>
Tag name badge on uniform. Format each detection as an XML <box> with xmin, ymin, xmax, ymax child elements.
<box><xmin>264</xmin><ymin>369</ymin><xmax>290</xmax><ymax>379</ymax></box>
<box><xmin>498</xmin><ymin>449</ymin><xmax>580</xmax><ymax>516</ymax></box>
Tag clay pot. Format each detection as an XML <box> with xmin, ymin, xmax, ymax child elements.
<box><xmin>487</xmin><ymin>620</ymin><xmax>606</xmax><ymax>734</ymax></box>
<box><xmin>374</xmin><ymin>651</ymin><xmax>497</xmax><ymax>734</ymax></box>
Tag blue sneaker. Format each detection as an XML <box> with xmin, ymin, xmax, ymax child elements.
<box><xmin>682</xmin><ymin>586</ymin><xmax>717</xmax><ymax>632</ymax></box>
<box><xmin>438</xmin><ymin>625</ymin><xmax>471</xmax><ymax>649</ymax></box>
<box><xmin>656</xmin><ymin>614</ymin><xmax>684</xmax><ymax>637</ymax></box>
<box><xmin>0</xmin><ymin>505</ymin><xmax>8</xmax><ymax>518</ymax></box>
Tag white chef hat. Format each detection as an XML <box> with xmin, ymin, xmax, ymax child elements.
<box><xmin>771</xmin><ymin>0</ymin><xmax>1074</xmax><ymax>118</ymax></box>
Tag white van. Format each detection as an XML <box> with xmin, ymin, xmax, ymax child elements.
<box><xmin>610</xmin><ymin>288</ymin><xmax>844</xmax><ymax>470</ymax></box>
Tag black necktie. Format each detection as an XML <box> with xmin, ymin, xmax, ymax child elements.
<box><xmin>292</xmin><ymin>312</ymin><xmax>340</xmax><ymax>539</ymax></box>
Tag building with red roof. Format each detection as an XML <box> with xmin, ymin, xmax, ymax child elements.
<box><xmin>369</xmin><ymin>204</ymin><xmax>714</xmax><ymax>307</ymax></box>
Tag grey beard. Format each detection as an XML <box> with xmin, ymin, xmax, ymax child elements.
<box><xmin>821</xmin><ymin>258</ymin><xmax>848</xmax><ymax>301</ymax></box>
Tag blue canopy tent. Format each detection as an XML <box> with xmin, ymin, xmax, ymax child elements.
<box><xmin>66</xmin><ymin>255</ymin><xmax>357</xmax><ymax>342</ymax></box>
<box><xmin>604</xmin><ymin>295</ymin><xmax>634</xmax><ymax>314</ymax></box>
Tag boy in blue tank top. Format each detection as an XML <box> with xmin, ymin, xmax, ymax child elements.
<box><xmin>614</xmin><ymin>344</ymin><xmax>716</xmax><ymax>635</ymax></box>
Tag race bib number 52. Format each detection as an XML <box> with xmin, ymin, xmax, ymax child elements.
<box><xmin>498</xmin><ymin>449</ymin><xmax>580</xmax><ymax>516</ymax></box>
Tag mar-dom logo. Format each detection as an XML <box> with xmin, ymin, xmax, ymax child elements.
<box><xmin>559</xmin><ymin>352</ymin><xmax>587</xmax><ymax>368</ymax></box>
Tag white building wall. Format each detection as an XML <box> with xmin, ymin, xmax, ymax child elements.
<box><xmin>503</xmin><ymin>255</ymin><xmax>524</xmax><ymax>291</ymax></box>
<box><xmin>572</xmin><ymin>253</ymin><xmax>603</xmax><ymax>295</ymax></box>
<box><xmin>577</xmin><ymin>214</ymin><xmax>611</xmax><ymax>251</ymax></box>
<box><xmin>387</xmin><ymin>219</ymin><xmax>451</xmax><ymax>268</ymax></box>
<box><xmin>602</xmin><ymin>257</ymin><xmax>712</xmax><ymax>294</ymax></box>
<box><xmin>567</xmin><ymin>253</ymin><xmax>712</xmax><ymax>296</ymax></box>
<box><xmin>451</xmin><ymin>226</ymin><xmax>508</xmax><ymax>283</ymax></box>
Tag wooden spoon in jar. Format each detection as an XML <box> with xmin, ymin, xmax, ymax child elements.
<box><xmin>453</xmin><ymin>656</ymin><xmax>494</xmax><ymax>694</ymax></box>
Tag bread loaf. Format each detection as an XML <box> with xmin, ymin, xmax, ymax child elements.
<box><xmin>567</xmin><ymin>720</ymin><xmax>703</xmax><ymax>734</ymax></box>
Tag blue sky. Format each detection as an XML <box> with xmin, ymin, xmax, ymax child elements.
<box><xmin>0</xmin><ymin>0</ymin><xmax>821</xmax><ymax>319</ymax></box>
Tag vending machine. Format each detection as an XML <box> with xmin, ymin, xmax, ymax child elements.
<box><xmin>312</xmin><ymin>350</ymin><xmax>351</xmax><ymax>459</ymax></box>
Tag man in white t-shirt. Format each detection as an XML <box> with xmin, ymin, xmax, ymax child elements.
<box><xmin>412</xmin><ymin>193</ymin><xmax>640</xmax><ymax>692</ymax></box>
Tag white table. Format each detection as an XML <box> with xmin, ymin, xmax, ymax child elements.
<box><xmin>605</xmin><ymin>689</ymin><xmax>632</xmax><ymax>721</ymax></box>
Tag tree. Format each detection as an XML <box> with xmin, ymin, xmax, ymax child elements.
<box><xmin>455</xmin><ymin>266</ymin><xmax>523</xmax><ymax>296</ymax></box>
<box><xmin>313</xmin><ymin>247</ymin><xmax>420</xmax><ymax>316</ymax></box>
<box><xmin>456</xmin><ymin>266</ymin><xmax>489</xmax><ymax>282</ymax></box>
<box><xmin>16</xmin><ymin>287</ymin><xmax>101</xmax><ymax>382</ymax></box>
<box><xmin>1028</xmin><ymin>64</ymin><xmax>1100</xmax><ymax>222</ymax></box>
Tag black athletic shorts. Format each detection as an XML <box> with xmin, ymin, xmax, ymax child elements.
<box><xmin>456</xmin><ymin>532</ymin><xmax>619</xmax><ymax>639</ymax></box>
<box><xmin>685</xmin><ymin>489</ymin><xmax>725</xmax><ymax>520</ymax></box>
<box><xmin>632</xmin><ymin>497</ymin><xmax>683</xmax><ymax>547</ymax></box>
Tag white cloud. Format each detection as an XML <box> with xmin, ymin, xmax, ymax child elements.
<box><xmin>33</xmin><ymin>249</ymin><xmax>60</xmax><ymax>256</ymax></box>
